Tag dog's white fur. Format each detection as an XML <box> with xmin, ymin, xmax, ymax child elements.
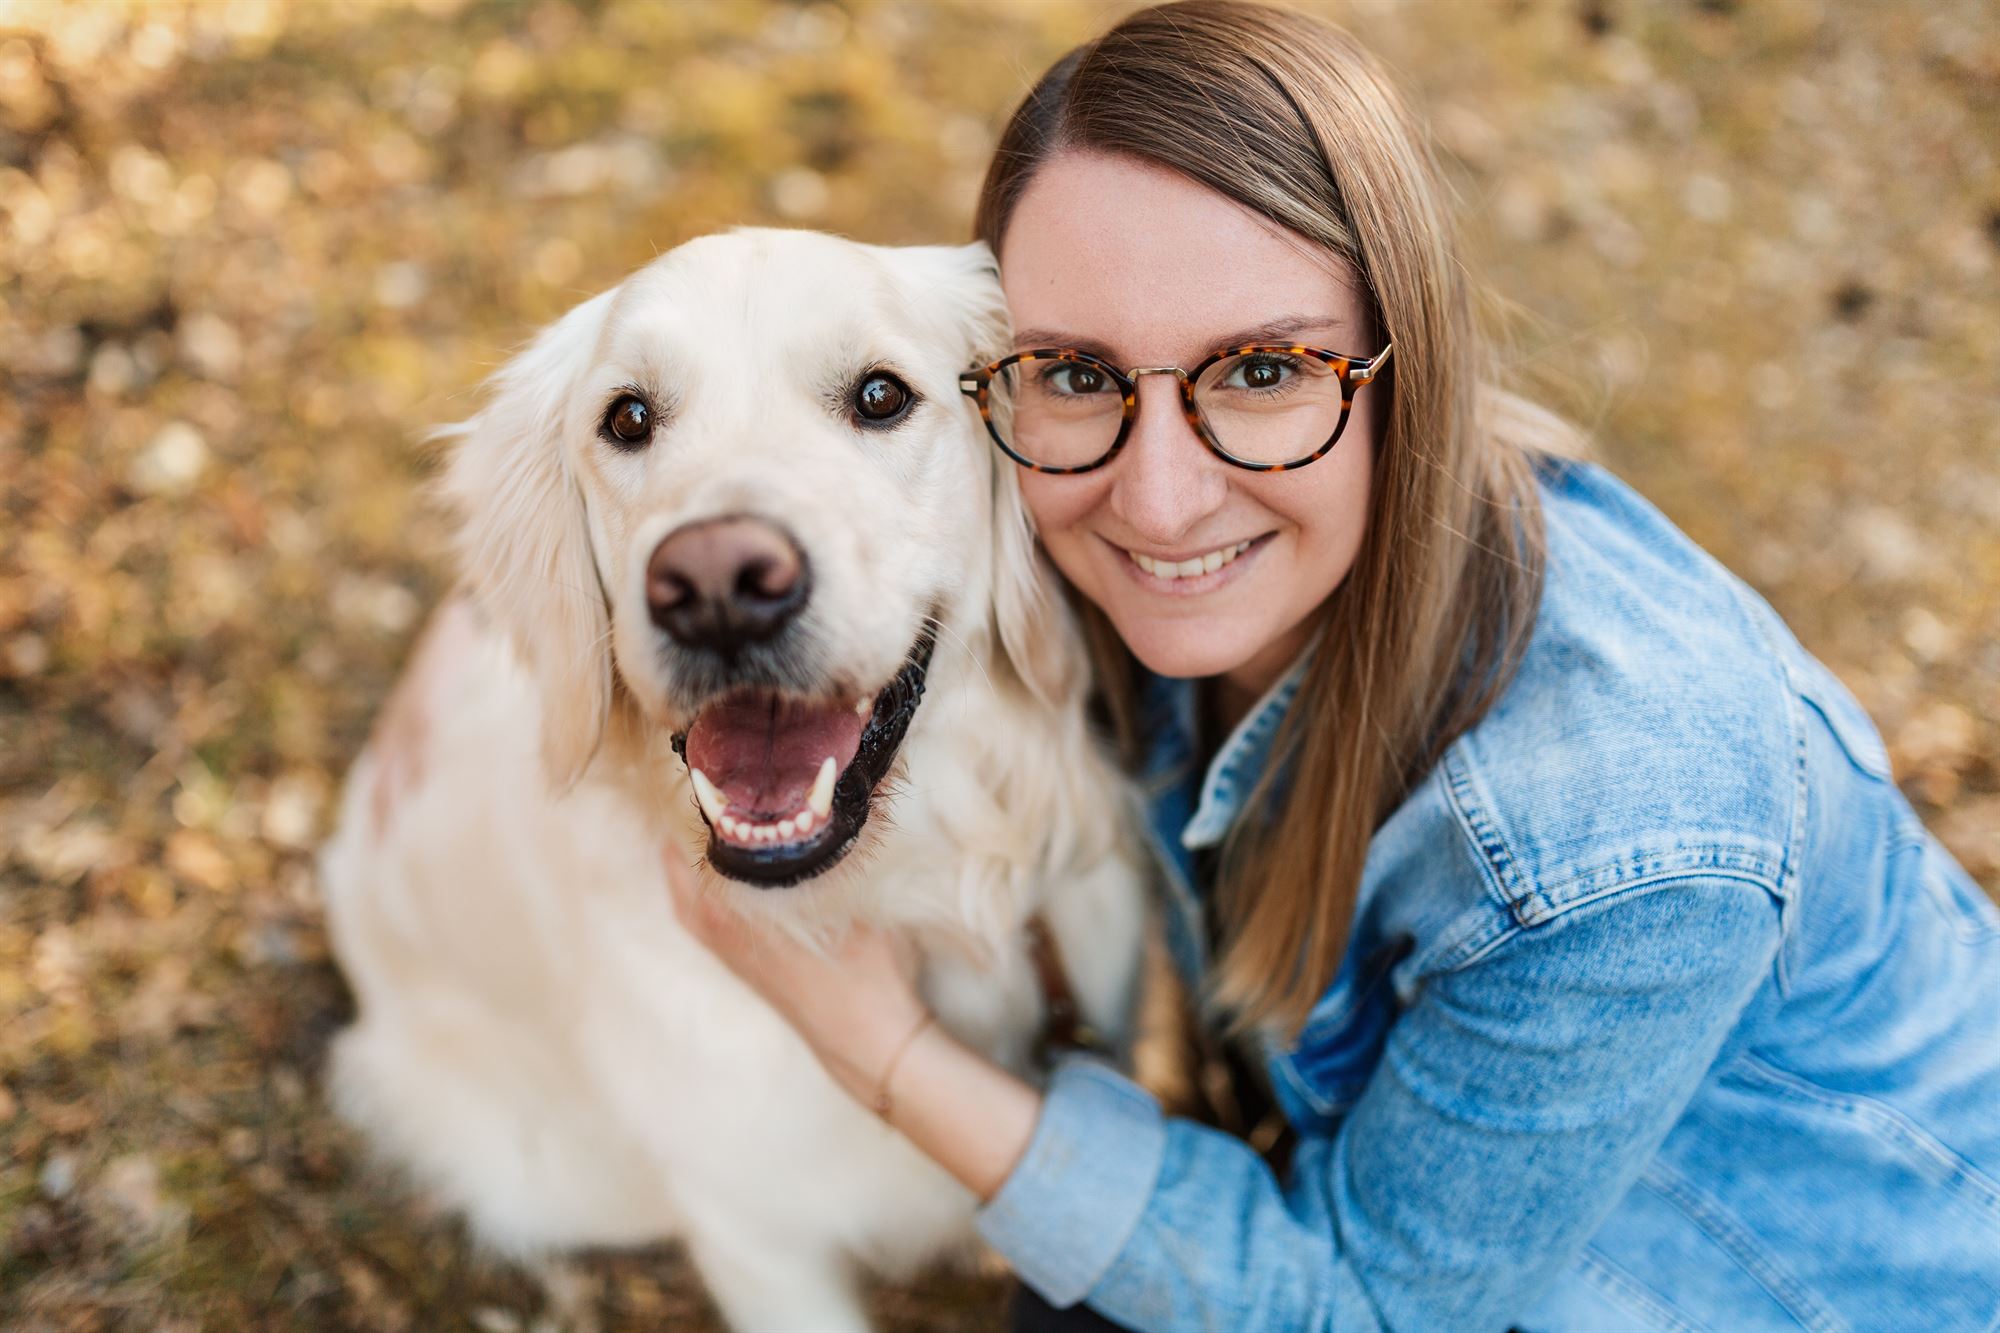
<box><xmin>318</xmin><ymin>230</ymin><xmax>1147</xmax><ymax>1330</ymax></box>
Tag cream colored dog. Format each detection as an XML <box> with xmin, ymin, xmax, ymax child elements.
<box><xmin>317</xmin><ymin>229</ymin><xmax>1146</xmax><ymax>1331</ymax></box>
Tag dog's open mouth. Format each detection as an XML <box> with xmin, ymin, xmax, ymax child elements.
<box><xmin>670</xmin><ymin>625</ymin><xmax>936</xmax><ymax>888</ymax></box>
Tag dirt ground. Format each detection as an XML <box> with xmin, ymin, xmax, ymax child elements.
<box><xmin>2</xmin><ymin>0</ymin><xmax>1996</xmax><ymax>1328</ymax></box>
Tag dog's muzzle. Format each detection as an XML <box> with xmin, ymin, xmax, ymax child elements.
<box><xmin>668</xmin><ymin>624</ymin><xmax>936</xmax><ymax>888</ymax></box>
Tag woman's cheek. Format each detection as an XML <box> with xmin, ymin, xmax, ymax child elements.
<box><xmin>1019</xmin><ymin>472</ymin><xmax>1105</xmax><ymax>581</ymax></box>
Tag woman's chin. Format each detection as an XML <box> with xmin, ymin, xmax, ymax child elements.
<box><xmin>1116</xmin><ymin>615</ymin><xmax>1269</xmax><ymax>682</ymax></box>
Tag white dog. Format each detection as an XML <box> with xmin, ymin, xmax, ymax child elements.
<box><xmin>317</xmin><ymin>229</ymin><xmax>1147</xmax><ymax>1331</ymax></box>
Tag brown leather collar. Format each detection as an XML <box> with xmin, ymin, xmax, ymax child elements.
<box><xmin>1025</xmin><ymin>912</ymin><xmax>1106</xmax><ymax>1070</ymax></box>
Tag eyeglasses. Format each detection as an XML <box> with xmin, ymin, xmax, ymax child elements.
<box><xmin>958</xmin><ymin>340</ymin><xmax>1392</xmax><ymax>475</ymax></box>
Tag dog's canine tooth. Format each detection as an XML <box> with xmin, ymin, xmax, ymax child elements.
<box><xmin>690</xmin><ymin>768</ymin><xmax>727</xmax><ymax>825</ymax></box>
<box><xmin>808</xmin><ymin>756</ymin><xmax>836</xmax><ymax>819</ymax></box>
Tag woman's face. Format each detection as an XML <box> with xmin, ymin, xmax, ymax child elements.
<box><xmin>998</xmin><ymin>150</ymin><xmax>1383</xmax><ymax>692</ymax></box>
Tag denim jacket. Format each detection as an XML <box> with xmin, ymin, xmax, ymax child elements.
<box><xmin>977</xmin><ymin>459</ymin><xmax>2000</xmax><ymax>1331</ymax></box>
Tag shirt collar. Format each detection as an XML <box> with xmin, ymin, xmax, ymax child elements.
<box><xmin>1137</xmin><ymin>630</ymin><xmax>1321</xmax><ymax>852</ymax></box>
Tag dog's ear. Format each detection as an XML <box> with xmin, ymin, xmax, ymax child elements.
<box><xmin>988</xmin><ymin>448</ymin><xmax>1087</xmax><ymax>707</ymax></box>
<box><xmin>900</xmin><ymin>242</ymin><xmax>1087</xmax><ymax>708</ymax></box>
<box><xmin>887</xmin><ymin>240</ymin><xmax>1011</xmax><ymax>369</ymax></box>
<box><xmin>435</xmin><ymin>288</ymin><xmax>618</xmax><ymax>789</ymax></box>
<box><xmin>884</xmin><ymin>241</ymin><xmax>1083</xmax><ymax>705</ymax></box>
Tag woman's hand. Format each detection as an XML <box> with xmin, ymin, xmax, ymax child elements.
<box><xmin>662</xmin><ymin>843</ymin><xmax>1044</xmax><ymax>1200</ymax></box>
<box><xmin>661</xmin><ymin>844</ymin><xmax>930</xmax><ymax>1108</ymax></box>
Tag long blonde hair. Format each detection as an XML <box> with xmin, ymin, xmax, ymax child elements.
<box><xmin>975</xmin><ymin>0</ymin><xmax>1584</xmax><ymax>1036</ymax></box>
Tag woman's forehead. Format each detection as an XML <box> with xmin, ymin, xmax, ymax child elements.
<box><xmin>997</xmin><ymin>149</ymin><xmax>1368</xmax><ymax>361</ymax></box>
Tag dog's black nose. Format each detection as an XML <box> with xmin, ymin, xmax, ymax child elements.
<box><xmin>647</xmin><ymin>516</ymin><xmax>811</xmax><ymax>655</ymax></box>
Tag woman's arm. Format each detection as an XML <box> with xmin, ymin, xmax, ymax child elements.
<box><xmin>980</xmin><ymin>876</ymin><xmax>1784</xmax><ymax>1331</ymax></box>
<box><xmin>668</xmin><ymin>848</ymin><xmax>1782</xmax><ymax>1331</ymax></box>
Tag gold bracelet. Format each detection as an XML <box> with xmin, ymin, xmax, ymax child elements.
<box><xmin>872</xmin><ymin>1012</ymin><xmax>936</xmax><ymax>1122</ymax></box>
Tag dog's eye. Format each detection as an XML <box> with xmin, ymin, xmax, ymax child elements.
<box><xmin>602</xmin><ymin>394</ymin><xmax>652</xmax><ymax>448</ymax></box>
<box><xmin>853</xmin><ymin>372</ymin><xmax>914</xmax><ymax>426</ymax></box>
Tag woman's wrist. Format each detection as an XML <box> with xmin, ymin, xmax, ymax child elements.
<box><xmin>866</xmin><ymin>1010</ymin><xmax>936</xmax><ymax>1118</ymax></box>
<box><xmin>810</xmin><ymin>991</ymin><xmax>931</xmax><ymax>1105</ymax></box>
<box><xmin>875</xmin><ymin>1020</ymin><xmax>1041</xmax><ymax>1201</ymax></box>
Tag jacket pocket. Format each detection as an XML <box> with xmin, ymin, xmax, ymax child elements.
<box><xmin>1643</xmin><ymin>1056</ymin><xmax>2000</xmax><ymax>1328</ymax></box>
<box><xmin>1905</xmin><ymin>824</ymin><xmax>2000</xmax><ymax>945</ymax></box>
<box><xmin>1788</xmin><ymin>653</ymin><xmax>1892</xmax><ymax>783</ymax></box>
<box><xmin>1733</xmin><ymin>1053</ymin><xmax>2000</xmax><ymax>1238</ymax></box>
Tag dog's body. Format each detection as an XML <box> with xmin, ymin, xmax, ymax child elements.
<box><xmin>319</xmin><ymin>230</ymin><xmax>1147</xmax><ymax>1331</ymax></box>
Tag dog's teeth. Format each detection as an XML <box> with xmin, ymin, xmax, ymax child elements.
<box><xmin>795</xmin><ymin>807</ymin><xmax>815</xmax><ymax>835</ymax></box>
<box><xmin>690</xmin><ymin>768</ymin><xmax>727</xmax><ymax>825</ymax></box>
<box><xmin>854</xmin><ymin>695</ymin><xmax>871</xmax><ymax>717</ymax></box>
<box><xmin>719</xmin><ymin>813</ymin><xmax>740</xmax><ymax>838</ymax></box>
<box><xmin>808</xmin><ymin>756</ymin><xmax>836</xmax><ymax>819</ymax></box>
<box><xmin>778</xmin><ymin>817</ymin><xmax>796</xmax><ymax>840</ymax></box>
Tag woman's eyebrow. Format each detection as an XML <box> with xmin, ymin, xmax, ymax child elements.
<box><xmin>1010</xmin><ymin>315</ymin><xmax>1356</xmax><ymax>359</ymax></box>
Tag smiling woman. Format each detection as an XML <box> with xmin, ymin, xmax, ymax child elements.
<box><xmin>673</xmin><ymin>3</ymin><xmax>2000</xmax><ymax>1332</ymax></box>
<box><xmin>996</xmin><ymin>151</ymin><xmax>1389</xmax><ymax>704</ymax></box>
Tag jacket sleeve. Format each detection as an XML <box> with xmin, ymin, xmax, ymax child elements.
<box><xmin>975</xmin><ymin>875</ymin><xmax>1784</xmax><ymax>1331</ymax></box>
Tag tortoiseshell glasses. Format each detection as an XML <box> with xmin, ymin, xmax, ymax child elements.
<box><xmin>957</xmin><ymin>340</ymin><xmax>1393</xmax><ymax>475</ymax></box>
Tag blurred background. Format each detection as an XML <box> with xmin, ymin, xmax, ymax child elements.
<box><xmin>1</xmin><ymin>0</ymin><xmax>1995</xmax><ymax>1327</ymax></box>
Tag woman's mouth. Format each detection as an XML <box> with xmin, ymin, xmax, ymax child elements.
<box><xmin>1110</xmin><ymin>532</ymin><xmax>1273</xmax><ymax>594</ymax></box>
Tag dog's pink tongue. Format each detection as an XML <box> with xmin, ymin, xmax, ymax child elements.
<box><xmin>684</xmin><ymin>693</ymin><xmax>864</xmax><ymax>816</ymax></box>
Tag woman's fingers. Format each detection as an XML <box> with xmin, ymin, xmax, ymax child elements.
<box><xmin>661</xmin><ymin>843</ymin><xmax>756</xmax><ymax>959</ymax></box>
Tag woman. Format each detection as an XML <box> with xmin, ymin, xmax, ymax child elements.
<box><xmin>667</xmin><ymin>3</ymin><xmax>2000</xmax><ymax>1328</ymax></box>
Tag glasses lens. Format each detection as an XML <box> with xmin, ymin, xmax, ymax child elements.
<box><xmin>990</xmin><ymin>356</ymin><xmax>1123</xmax><ymax>470</ymax></box>
<box><xmin>1192</xmin><ymin>351</ymin><xmax>1347</xmax><ymax>466</ymax></box>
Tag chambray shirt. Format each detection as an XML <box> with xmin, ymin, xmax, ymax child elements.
<box><xmin>976</xmin><ymin>459</ymin><xmax>2000</xmax><ymax>1331</ymax></box>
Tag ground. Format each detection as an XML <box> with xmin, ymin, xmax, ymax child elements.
<box><xmin>2</xmin><ymin>0</ymin><xmax>1996</xmax><ymax>1328</ymax></box>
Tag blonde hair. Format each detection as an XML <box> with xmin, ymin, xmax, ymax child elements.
<box><xmin>975</xmin><ymin>0</ymin><xmax>1585</xmax><ymax>1036</ymax></box>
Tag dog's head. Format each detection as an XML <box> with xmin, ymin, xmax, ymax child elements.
<box><xmin>439</xmin><ymin>228</ymin><xmax>1077</xmax><ymax>888</ymax></box>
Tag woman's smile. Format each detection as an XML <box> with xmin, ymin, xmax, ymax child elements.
<box><xmin>1106</xmin><ymin>531</ymin><xmax>1274</xmax><ymax>595</ymax></box>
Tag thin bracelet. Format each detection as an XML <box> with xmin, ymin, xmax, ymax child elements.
<box><xmin>872</xmin><ymin>1012</ymin><xmax>936</xmax><ymax>1122</ymax></box>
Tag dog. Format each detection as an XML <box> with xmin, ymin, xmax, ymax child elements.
<box><xmin>317</xmin><ymin>228</ymin><xmax>1148</xmax><ymax>1331</ymax></box>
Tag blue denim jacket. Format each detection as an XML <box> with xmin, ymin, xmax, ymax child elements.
<box><xmin>977</xmin><ymin>459</ymin><xmax>2000</xmax><ymax>1331</ymax></box>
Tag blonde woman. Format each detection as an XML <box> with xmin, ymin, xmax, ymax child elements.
<box><xmin>667</xmin><ymin>3</ymin><xmax>2000</xmax><ymax>1328</ymax></box>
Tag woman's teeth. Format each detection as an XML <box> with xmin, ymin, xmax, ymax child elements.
<box><xmin>689</xmin><ymin>756</ymin><xmax>839</xmax><ymax>848</ymax></box>
<box><xmin>1127</xmin><ymin>538</ymin><xmax>1254</xmax><ymax>580</ymax></box>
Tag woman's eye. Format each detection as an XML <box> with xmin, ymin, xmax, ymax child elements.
<box><xmin>603</xmin><ymin>394</ymin><xmax>652</xmax><ymax>448</ymax></box>
<box><xmin>854</xmin><ymin>372</ymin><xmax>914</xmax><ymax>423</ymax></box>
<box><xmin>1228</xmin><ymin>355</ymin><xmax>1297</xmax><ymax>391</ymax></box>
<box><xmin>1047</xmin><ymin>364</ymin><xmax>1109</xmax><ymax>395</ymax></box>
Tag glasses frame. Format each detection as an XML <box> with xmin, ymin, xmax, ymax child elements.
<box><xmin>957</xmin><ymin>340</ymin><xmax>1393</xmax><ymax>475</ymax></box>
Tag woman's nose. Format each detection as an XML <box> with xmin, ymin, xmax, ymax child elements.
<box><xmin>1107</xmin><ymin>376</ymin><xmax>1228</xmax><ymax>545</ymax></box>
